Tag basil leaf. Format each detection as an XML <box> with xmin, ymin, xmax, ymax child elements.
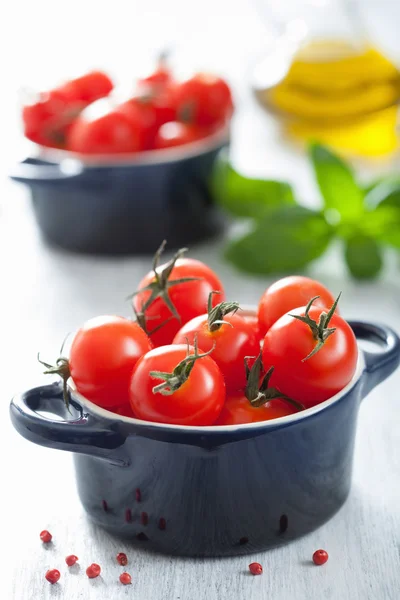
<box><xmin>372</xmin><ymin>207</ymin><xmax>400</xmax><ymax>249</ymax></box>
<box><xmin>363</xmin><ymin>175</ymin><xmax>400</xmax><ymax>196</ymax></box>
<box><xmin>349</xmin><ymin>202</ymin><xmax>400</xmax><ymax>249</ymax></box>
<box><xmin>309</xmin><ymin>143</ymin><xmax>364</xmax><ymax>221</ymax></box>
<box><xmin>362</xmin><ymin>183</ymin><xmax>400</xmax><ymax>248</ymax></box>
<box><xmin>344</xmin><ymin>235</ymin><xmax>383</xmax><ymax>279</ymax></box>
<box><xmin>365</xmin><ymin>182</ymin><xmax>400</xmax><ymax>210</ymax></box>
<box><xmin>212</xmin><ymin>153</ymin><xmax>295</xmax><ymax>218</ymax></box>
<box><xmin>225</xmin><ymin>205</ymin><xmax>333</xmax><ymax>274</ymax></box>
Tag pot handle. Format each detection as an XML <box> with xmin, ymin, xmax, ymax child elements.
<box><xmin>349</xmin><ymin>321</ymin><xmax>400</xmax><ymax>398</ymax></box>
<box><xmin>10</xmin><ymin>383</ymin><xmax>129</xmax><ymax>466</ymax></box>
<box><xmin>9</xmin><ymin>158</ymin><xmax>84</xmax><ymax>183</ymax></box>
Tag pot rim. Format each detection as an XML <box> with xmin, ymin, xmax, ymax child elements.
<box><xmin>67</xmin><ymin>310</ymin><xmax>365</xmax><ymax>433</ymax></box>
<box><xmin>29</xmin><ymin>123</ymin><xmax>230</xmax><ymax>168</ymax></box>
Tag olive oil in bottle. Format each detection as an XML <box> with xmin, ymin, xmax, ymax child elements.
<box><xmin>254</xmin><ymin>39</ymin><xmax>400</xmax><ymax>156</ymax></box>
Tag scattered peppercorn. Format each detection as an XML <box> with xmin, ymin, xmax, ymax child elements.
<box><xmin>40</xmin><ymin>530</ymin><xmax>52</xmax><ymax>543</ymax></box>
<box><xmin>249</xmin><ymin>562</ymin><xmax>263</xmax><ymax>576</ymax></box>
<box><xmin>45</xmin><ymin>569</ymin><xmax>60</xmax><ymax>584</ymax></box>
<box><xmin>312</xmin><ymin>549</ymin><xmax>329</xmax><ymax>566</ymax></box>
<box><xmin>86</xmin><ymin>563</ymin><xmax>101</xmax><ymax>578</ymax></box>
<box><xmin>119</xmin><ymin>572</ymin><xmax>132</xmax><ymax>585</ymax></box>
<box><xmin>125</xmin><ymin>508</ymin><xmax>132</xmax><ymax>523</ymax></box>
<box><xmin>116</xmin><ymin>552</ymin><xmax>128</xmax><ymax>566</ymax></box>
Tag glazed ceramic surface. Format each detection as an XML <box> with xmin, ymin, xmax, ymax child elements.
<box><xmin>9</xmin><ymin>130</ymin><xmax>228</xmax><ymax>255</ymax></box>
<box><xmin>10</xmin><ymin>320</ymin><xmax>400</xmax><ymax>557</ymax></box>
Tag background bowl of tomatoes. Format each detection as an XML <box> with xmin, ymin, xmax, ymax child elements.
<box><xmin>10</xmin><ymin>65</ymin><xmax>233</xmax><ymax>254</ymax></box>
<box><xmin>9</xmin><ymin>251</ymin><xmax>400</xmax><ymax>557</ymax></box>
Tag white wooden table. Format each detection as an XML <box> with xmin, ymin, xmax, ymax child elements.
<box><xmin>2</xmin><ymin>2</ymin><xmax>400</xmax><ymax>598</ymax></box>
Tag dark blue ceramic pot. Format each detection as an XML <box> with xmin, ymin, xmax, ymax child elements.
<box><xmin>10</xmin><ymin>318</ymin><xmax>400</xmax><ymax>557</ymax></box>
<box><xmin>9</xmin><ymin>130</ymin><xmax>228</xmax><ymax>255</ymax></box>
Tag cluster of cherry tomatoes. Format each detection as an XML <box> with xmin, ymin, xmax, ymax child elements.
<box><xmin>22</xmin><ymin>61</ymin><xmax>233</xmax><ymax>154</ymax></box>
<box><xmin>44</xmin><ymin>243</ymin><xmax>358</xmax><ymax>426</ymax></box>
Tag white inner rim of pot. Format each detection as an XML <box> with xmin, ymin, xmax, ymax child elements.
<box><xmin>32</xmin><ymin>123</ymin><xmax>230</xmax><ymax>168</ymax></box>
<box><xmin>68</xmin><ymin>353</ymin><xmax>365</xmax><ymax>433</ymax></box>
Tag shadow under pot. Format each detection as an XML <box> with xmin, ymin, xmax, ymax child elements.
<box><xmin>9</xmin><ymin>131</ymin><xmax>228</xmax><ymax>255</ymax></box>
<box><xmin>9</xmin><ymin>319</ymin><xmax>400</xmax><ymax>557</ymax></box>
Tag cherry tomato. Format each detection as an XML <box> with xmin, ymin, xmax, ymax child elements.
<box><xmin>116</xmin><ymin>95</ymin><xmax>175</xmax><ymax>150</ymax></box>
<box><xmin>173</xmin><ymin>311</ymin><xmax>260</xmax><ymax>393</ymax></box>
<box><xmin>241</xmin><ymin>313</ymin><xmax>263</xmax><ymax>344</ymax></box>
<box><xmin>215</xmin><ymin>352</ymin><xmax>299</xmax><ymax>425</ymax></box>
<box><xmin>258</xmin><ymin>276</ymin><xmax>337</xmax><ymax>337</ymax></box>
<box><xmin>22</xmin><ymin>89</ymin><xmax>75</xmax><ymax>148</ymax></box>
<box><xmin>69</xmin><ymin>316</ymin><xmax>152</xmax><ymax>409</ymax></box>
<box><xmin>262</xmin><ymin>301</ymin><xmax>358</xmax><ymax>408</ymax></box>
<box><xmin>138</xmin><ymin>57</ymin><xmax>173</xmax><ymax>89</ymax></box>
<box><xmin>59</xmin><ymin>71</ymin><xmax>113</xmax><ymax>104</ymax></box>
<box><xmin>117</xmin><ymin>86</ymin><xmax>177</xmax><ymax>149</ymax></box>
<box><xmin>113</xmin><ymin>404</ymin><xmax>136</xmax><ymax>418</ymax></box>
<box><xmin>115</xmin><ymin>99</ymin><xmax>157</xmax><ymax>150</ymax></box>
<box><xmin>154</xmin><ymin>121</ymin><xmax>208</xmax><ymax>149</ymax></box>
<box><xmin>22</xmin><ymin>72</ymin><xmax>113</xmax><ymax>148</ymax></box>
<box><xmin>129</xmin><ymin>344</ymin><xmax>225</xmax><ymax>425</ymax></box>
<box><xmin>67</xmin><ymin>108</ymin><xmax>141</xmax><ymax>154</ymax></box>
<box><xmin>216</xmin><ymin>395</ymin><xmax>296</xmax><ymax>425</ymax></box>
<box><xmin>132</xmin><ymin>244</ymin><xmax>225</xmax><ymax>347</ymax></box>
<box><xmin>175</xmin><ymin>73</ymin><xmax>233</xmax><ymax>126</ymax></box>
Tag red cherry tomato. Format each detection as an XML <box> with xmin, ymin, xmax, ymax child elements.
<box><xmin>70</xmin><ymin>316</ymin><xmax>152</xmax><ymax>409</ymax></box>
<box><xmin>22</xmin><ymin>89</ymin><xmax>75</xmax><ymax>148</ymax></box>
<box><xmin>154</xmin><ymin>121</ymin><xmax>208</xmax><ymax>149</ymax></box>
<box><xmin>22</xmin><ymin>72</ymin><xmax>113</xmax><ymax>149</ymax></box>
<box><xmin>215</xmin><ymin>394</ymin><xmax>297</xmax><ymax>425</ymax></box>
<box><xmin>60</xmin><ymin>71</ymin><xmax>113</xmax><ymax>104</ymax></box>
<box><xmin>113</xmin><ymin>404</ymin><xmax>136</xmax><ymax>418</ymax></box>
<box><xmin>115</xmin><ymin>99</ymin><xmax>157</xmax><ymax>150</ymax></box>
<box><xmin>132</xmin><ymin>245</ymin><xmax>225</xmax><ymax>347</ymax></box>
<box><xmin>150</xmin><ymin>84</ymin><xmax>178</xmax><ymax>127</ymax></box>
<box><xmin>258</xmin><ymin>276</ymin><xmax>337</xmax><ymax>337</ymax></box>
<box><xmin>262</xmin><ymin>303</ymin><xmax>358</xmax><ymax>408</ymax></box>
<box><xmin>138</xmin><ymin>59</ymin><xmax>173</xmax><ymax>89</ymax></box>
<box><xmin>117</xmin><ymin>86</ymin><xmax>177</xmax><ymax>150</ymax></box>
<box><xmin>215</xmin><ymin>395</ymin><xmax>296</xmax><ymax>425</ymax></box>
<box><xmin>241</xmin><ymin>313</ymin><xmax>263</xmax><ymax>343</ymax></box>
<box><xmin>215</xmin><ymin>351</ymin><xmax>299</xmax><ymax>424</ymax></box>
<box><xmin>67</xmin><ymin>108</ymin><xmax>141</xmax><ymax>154</ymax></box>
<box><xmin>175</xmin><ymin>73</ymin><xmax>233</xmax><ymax>126</ymax></box>
<box><xmin>129</xmin><ymin>344</ymin><xmax>225</xmax><ymax>425</ymax></box>
<box><xmin>173</xmin><ymin>313</ymin><xmax>260</xmax><ymax>393</ymax></box>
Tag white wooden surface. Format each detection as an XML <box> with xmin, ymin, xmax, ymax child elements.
<box><xmin>2</xmin><ymin>2</ymin><xmax>400</xmax><ymax>598</ymax></box>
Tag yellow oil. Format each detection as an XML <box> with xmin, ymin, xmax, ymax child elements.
<box><xmin>256</xmin><ymin>40</ymin><xmax>400</xmax><ymax>157</ymax></box>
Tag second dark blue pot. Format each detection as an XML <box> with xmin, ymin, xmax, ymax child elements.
<box><xmin>9</xmin><ymin>320</ymin><xmax>400</xmax><ymax>556</ymax></box>
<box><xmin>9</xmin><ymin>133</ymin><xmax>227</xmax><ymax>255</ymax></box>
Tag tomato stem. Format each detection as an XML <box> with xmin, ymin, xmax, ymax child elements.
<box><xmin>290</xmin><ymin>293</ymin><xmax>342</xmax><ymax>361</ymax></box>
<box><xmin>133</xmin><ymin>304</ymin><xmax>174</xmax><ymax>337</ymax></box>
<box><xmin>158</xmin><ymin>49</ymin><xmax>169</xmax><ymax>67</ymax></box>
<box><xmin>38</xmin><ymin>353</ymin><xmax>71</xmax><ymax>411</ymax></box>
<box><xmin>130</xmin><ymin>241</ymin><xmax>202</xmax><ymax>325</ymax></box>
<box><xmin>150</xmin><ymin>335</ymin><xmax>215</xmax><ymax>396</ymax></box>
<box><xmin>207</xmin><ymin>291</ymin><xmax>240</xmax><ymax>332</ymax></box>
<box><xmin>179</xmin><ymin>101</ymin><xmax>196</xmax><ymax>124</ymax></box>
<box><xmin>244</xmin><ymin>353</ymin><xmax>303</xmax><ymax>410</ymax></box>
